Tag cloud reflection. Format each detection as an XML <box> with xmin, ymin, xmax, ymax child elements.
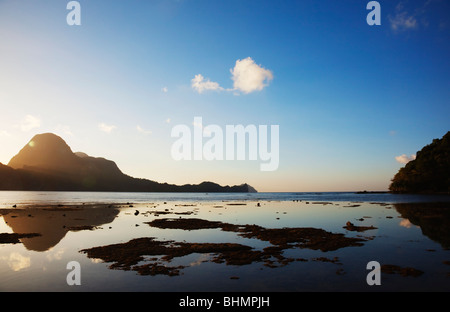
<box><xmin>1</xmin><ymin>252</ymin><xmax>31</xmax><ymax>272</ymax></box>
<box><xmin>399</xmin><ymin>218</ymin><xmax>413</xmax><ymax>228</ymax></box>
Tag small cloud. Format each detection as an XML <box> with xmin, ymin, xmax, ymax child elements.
<box><xmin>136</xmin><ymin>125</ymin><xmax>152</xmax><ymax>135</ymax></box>
<box><xmin>389</xmin><ymin>130</ymin><xmax>397</xmax><ymax>136</ymax></box>
<box><xmin>166</xmin><ymin>118</ymin><xmax>171</xmax><ymax>123</ymax></box>
<box><xmin>161</xmin><ymin>87</ymin><xmax>168</xmax><ymax>93</ymax></box>
<box><xmin>388</xmin><ymin>0</ymin><xmax>438</xmax><ymax>33</ymax></box>
<box><xmin>395</xmin><ymin>154</ymin><xmax>416</xmax><ymax>164</ymax></box>
<box><xmin>230</xmin><ymin>57</ymin><xmax>273</xmax><ymax>94</ymax></box>
<box><xmin>389</xmin><ymin>11</ymin><xmax>418</xmax><ymax>32</ymax></box>
<box><xmin>191</xmin><ymin>74</ymin><xmax>224</xmax><ymax>94</ymax></box>
<box><xmin>20</xmin><ymin>115</ymin><xmax>41</xmax><ymax>132</ymax></box>
<box><xmin>98</xmin><ymin>122</ymin><xmax>117</xmax><ymax>134</ymax></box>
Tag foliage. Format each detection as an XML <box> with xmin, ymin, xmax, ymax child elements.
<box><xmin>389</xmin><ymin>131</ymin><xmax>450</xmax><ymax>193</ymax></box>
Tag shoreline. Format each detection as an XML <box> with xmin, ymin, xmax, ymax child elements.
<box><xmin>1</xmin><ymin>192</ymin><xmax>450</xmax><ymax>210</ymax></box>
<box><xmin>1</xmin><ymin>196</ymin><xmax>450</xmax><ymax>210</ymax></box>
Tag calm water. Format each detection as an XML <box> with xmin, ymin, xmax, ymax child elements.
<box><xmin>1</xmin><ymin>191</ymin><xmax>450</xmax><ymax>207</ymax></box>
<box><xmin>0</xmin><ymin>191</ymin><xmax>450</xmax><ymax>292</ymax></box>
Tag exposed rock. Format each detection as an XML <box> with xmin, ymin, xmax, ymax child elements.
<box><xmin>343</xmin><ymin>221</ymin><xmax>377</xmax><ymax>232</ymax></box>
<box><xmin>0</xmin><ymin>233</ymin><xmax>41</xmax><ymax>244</ymax></box>
<box><xmin>381</xmin><ymin>264</ymin><xmax>424</xmax><ymax>277</ymax></box>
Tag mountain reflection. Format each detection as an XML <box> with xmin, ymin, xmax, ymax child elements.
<box><xmin>1</xmin><ymin>205</ymin><xmax>119</xmax><ymax>251</ymax></box>
<box><xmin>393</xmin><ymin>202</ymin><xmax>450</xmax><ymax>249</ymax></box>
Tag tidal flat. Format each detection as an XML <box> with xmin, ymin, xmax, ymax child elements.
<box><xmin>1</xmin><ymin>199</ymin><xmax>450</xmax><ymax>291</ymax></box>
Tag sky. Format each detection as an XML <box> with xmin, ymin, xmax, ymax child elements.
<box><xmin>0</xmin><ymin>0</ymin><xmax>449</xmax><ymax>192</ymax></box>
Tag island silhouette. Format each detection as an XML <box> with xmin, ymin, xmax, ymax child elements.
<box><xmin>390</xmin><ymin>131</ymin><xmax>450</xmax><ymax>194</ymax></box>
<box><xmin>0</xmin><ymin>133</ymin><xmax>256</xmax><ymax>193</ymax></box>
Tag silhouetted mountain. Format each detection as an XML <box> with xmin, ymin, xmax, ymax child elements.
<box><xmin>0</xmin><ymin>133</ymin><xmax>256</xmax><ymax>193</ymax></box>
<box><xmin>389</xmin><ymin>131</ymin><xmax>450</xmax><ymax>194</ymax></box>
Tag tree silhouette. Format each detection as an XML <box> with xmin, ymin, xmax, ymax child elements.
<box><xmin>390</xmin><ymin>131</ymin><xmax>450</xmax><ymax>193</ymax></box>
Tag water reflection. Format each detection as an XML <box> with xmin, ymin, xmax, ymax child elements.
<box><xmin>0</xmin><ymin>205</ymin><xmax>120</xmax><ymax>251</ymax></box>
<box><xmin>0</xmin><ymin>200</ymin><xmax>449</xmax><ymax>291</ymax></box>
<box><xmin>0</xmin><ymin>252</ymin><xmax>31</xmax><ymax>271</ymax></box>
<box><xmin>399</xmin><ymin>218</ymin><xmax>415</xmax><ymax>229</ymax></box>
<box><xmin>393</xmin><ymin>202</ymin><xmax>450</xmax><ymax>249</ymax></box>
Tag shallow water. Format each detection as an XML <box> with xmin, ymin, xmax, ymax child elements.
<box><xmin>0</xmin><ymin>192</ymin><xmax>449</xmax><ymax>292</ymax></box>
<box><xmin>1</xmin><ymin>191</ymin><xmax>450</xmax><ymax>207</ymax></box>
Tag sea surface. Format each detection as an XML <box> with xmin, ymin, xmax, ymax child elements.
<box><xmin>0</xmin><ymin>191</ymin><xmax>449</xmax><ymax>292</ymax></box>
<box><xmin>1</xmin><ymin>191</ymin><xmax>450</xmax><ymax>207</ymax></box>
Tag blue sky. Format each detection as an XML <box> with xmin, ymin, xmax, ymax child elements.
<box><xmin>0</xmin><ymin>0</ymin><xmax>449</xmax><ymax>191</ymax></box>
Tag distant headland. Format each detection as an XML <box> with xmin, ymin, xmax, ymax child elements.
<box><xmin>0</xmin><ymin>133</ymin><xmax>257</xmax><ymax>193</ymax></box>
<box><xmin>389</xmin><ymin>131</ymin><xmax>450</xmax><ymax>194</ymax></box>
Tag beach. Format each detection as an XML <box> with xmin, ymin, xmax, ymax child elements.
<box><xmin>1</xmin><ymin>193</ymin><xmax>449</xmax><ymax>292</ymax></box>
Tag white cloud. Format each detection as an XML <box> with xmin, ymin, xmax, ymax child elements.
<box><xmin>136</xmin><ymin>125</ymin><xmax>152</xmax><ymax>135</ymax></box>
<box><xmin>166</xmin><ymin>118</ymin><xmax>171</xmax><ymax>123</ymax></box>
<box><xmin>20</xmin><ymin>115</ymin><xmax>41</xmax><ymax>132</ymax></box>
<box><xmin>388</xmin><ymin>0</ymin><xmax>437</xmax><ymax>32</ymax></box>
<box><xmin>230</xmin><ymin>57</ymin><xmax>273</xmax><ymax>94</ymax></box>
<box><xmin>191</xmin><ymin>74</ymin><xmax>223</xmax><ymax>94</ymax></box>
<box><xmin>162</xmin><ymin>87</ymin><xmax>168</xmax><ymax>93</ymax></box>
<box><xmin>191</xmin><ymin>57</ymin><xmax>273</xmax><ymax>95</ymax></box>
<box><xmin>395</xmin><ymin>154</ymin><xmax>416</xmax><ymax>164</ymax></box>
<box><xmin>98</xmin><ymin>123</ymin><xmax>117</xmax><ymax>134</ymax></box>
<box><xmin>389</xmin><ymin>11</ymin><xmax>418</xmax><ymax>31</ymax></box>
